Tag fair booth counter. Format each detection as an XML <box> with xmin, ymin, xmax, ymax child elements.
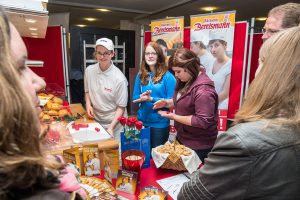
<box><xmin>42</xmin><ymin>103</ymin><xmax>182</xmax><ymax>200</ymax></box>
<box><xmin>42</xmin><ymin>103</ymin><xmax>119</xmax><ymax>163</ymax></box>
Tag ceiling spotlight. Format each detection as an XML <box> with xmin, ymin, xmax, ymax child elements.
<box><xmin>85</xmin><ymin>18</ymin><xmax>97</xmax><ymax>22</ymax></box>
<box><xmin>29</xmin><ymin>27</ymin><xmax>38</xmax><ymax>31</ymax></box>
<box><xmin>201</xmin><ymin>6</ymin><xmax>218</xmax><ymax>12</ymax></box>
<box><xmin>256</xmin><ymin>17</ymin><xmax>267</xmax><ymax>21</ymax></box>
<box><xmin>76</xmin><ymin>24</ymin><xmax>87</xmax><ymax>27</ymax></box>
<box><xmin>97</xmin><ymin>8</ymin><xmax>110</xmax><ymax>12</ymax></box>
<box><xmin>25</xmin><ymin>18</ymin><xmax>37</xmax><ymax>23</ymax></box>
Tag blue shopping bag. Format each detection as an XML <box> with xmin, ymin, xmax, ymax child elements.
<box><xmin>120</xmin><ymin>127</ymin><xmax>150</xmax><ymax>168</ymax></box>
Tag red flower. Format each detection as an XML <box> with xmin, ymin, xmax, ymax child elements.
<box><xmin>118</xmin><ymin>116</ymin><xmax>127</xmax><ymax>126</ymax></box>
<box><xmin>135</xmin><ymin>121</ymin><xmax>143</xmax><ymax>130</ymax></box>
<box><xmin>126</xmin><ymin>117</ymin><xmax>137</xmax><ymax>127</ymax></box>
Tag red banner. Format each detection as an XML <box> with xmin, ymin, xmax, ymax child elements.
<box><xmin>227</xmin><ymin>22</ymin><xmax>248</xmax><ymax>120</ymax></box>
<box><xmin>23</xmin><ymin>26</ymin><xmax>65</xmax><ymax>96</ymax></box>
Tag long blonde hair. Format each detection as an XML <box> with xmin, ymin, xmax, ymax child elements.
<box><xmin>235</xmin><ymin>26</ymin><xmax>300</xmax><ymax>128</ymax></box>
<box><xmin>0</xmin><ymin>8</ymin><xmax>61</xmax><ymax>199</ymax></box>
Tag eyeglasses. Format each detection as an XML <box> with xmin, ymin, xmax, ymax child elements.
<box><xmin>262</xmin><ymin>28</ymin><xmax>283</xmax><ymax>35</ymax></box>
<box><xmin>96</xmin><ymin>51</ymin><xmax>111</xmax><ymax>57</ymax></box>
<box><xmin>145</xmin><ymin>52</ymin><xmax>157</xmax><ymax>56</ymax></box>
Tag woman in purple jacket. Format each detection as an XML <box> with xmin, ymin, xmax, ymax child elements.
<box><xmin>153</xmin><ymin>48</ymin><xmax>218</xmax><ymax>162</ymax></box>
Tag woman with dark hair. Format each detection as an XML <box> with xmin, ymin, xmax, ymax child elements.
<box><xmin>0</xmin><ymin>8</ymin><xmax>84</xmax><ymax>199</ymax></box>
<box><xmin>153</xmin><ymin>48</ymin><xmax>218</xmax><ymax>162</ymax></box>
<box><xmin>133</xmin><ymin>42</ymin><xmax>176</xmax><ymax>149</ymax></box>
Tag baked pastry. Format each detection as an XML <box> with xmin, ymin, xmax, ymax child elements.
<box><xmin>58</xmin><ymin>109</ymin><xmax>69</xmax><ymax>117</ymax></box>
<box><xmin>53</xmin><ymin>96</ymin><xmax>63</xmax><ymax>105</ymax></box>
<box><xmin>51</xmin><ymin>103</ymin><xmax>62</xmax><ymax>111</ymax></box>
<box><xmin>42</xmin><ymin>114</ymin><xmax>51</xmax><ymax>121</ymax></box>
<box><xmin>48</xmin><ymin>110</ymin><xmax>58</xmax><ymax>116</ymax></box>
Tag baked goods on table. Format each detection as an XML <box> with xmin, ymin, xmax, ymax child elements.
<box><xmin>38</xmin><ymin>93</ymin><xmax>73</xmax><ymax>122</ymax></box>
<box><xmin>152</xmin><ymin>141</ymin><xmax>201</xmax><ymax>174</ymax></box>
<box><xmin>157</xmin><ymin>142</ymin><xmax>192</xmax><ymax>157</ymax></box>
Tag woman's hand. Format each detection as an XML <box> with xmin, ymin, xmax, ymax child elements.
<box><xmin>158</xmin><ymin>110</ymin><xmax>175</xmax><ymax>120</ymax></box>
<box><xmin>153</xmin><ymin>99</ymin><xmax>167</xmax><ymax>109</ymax></box>
<box><xmin>86</xmin><ymin>104</ymin><xmax>95</xmax><ymax>119</ymax></box>
<box><xmin>133</xmin><ymin>90</ymin><xmax>152</xmax><ymax>103</ymax></box>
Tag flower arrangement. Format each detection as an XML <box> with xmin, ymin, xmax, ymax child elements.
<box><xmin>118</xmin><ymin>116</ymin><xmax>143</xmax><ymax>140</ymax></box>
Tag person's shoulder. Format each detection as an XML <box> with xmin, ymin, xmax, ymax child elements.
<box><xmin>192</xmin><ymin>74</ymin><xmax>216</xmax><ymax>92</ymax></box>
<box><xmin>224</xmin><ymin>59</ymin><xmax>232</xmax><ymax>69</ymax></box>
<box><xmin>85</xmin><ymin>63</ymin><xmax>98</xmax><ymax>73</ymax></box>
<box><xmin>163</xmin><ymin>71</ymin><xmax>176</xmax><ymax>79</ymax></box>
<box><xmin>225</xmin><ymin>121</ymin><xmax>299</xmax><ymax>155</ymax></box>
<box><xmin>110</xmin><ymin>65</ymin><xmax>127</xmax><ymax>82</ymax></box>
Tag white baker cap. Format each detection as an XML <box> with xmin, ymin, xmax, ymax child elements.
<box><xmin>209</xmin><ymin>29</ymin><xmax>227</xmax><ymax>41</ymax></box>
<box><xmin>95</xmin><ymin>38</ymin><xmax>114</xmax><ymax>51</ymax></box>
<box><xmin>190</xmin><ymin>31</ymin><xmax>209</xmax><ymax>46</ymax></box>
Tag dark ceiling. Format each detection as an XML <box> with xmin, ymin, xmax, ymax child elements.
<box><xmin>48</xmin><ymin>0</ymin><xmax>296</xmax><ymax>31</ymax></box>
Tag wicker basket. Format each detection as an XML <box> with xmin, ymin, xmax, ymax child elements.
<box><xmin>153</xmin><ymin>140</ymin><xmax>190</xmax><ymax>171</ymax></box>
<box><xmin>160</xmin><ymin>151</ymin><xmax>187</xmax><ymax>171</ymax></box>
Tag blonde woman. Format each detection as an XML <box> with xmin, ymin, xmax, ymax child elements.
<box><xmin>178</xmin><ymin>26</ymin><xmax>300</xmax><ymax>199</ymax></box>
<box><xmin>0</xmin><ymin>9</ymin><xmax>84</xmax><ymax>199</ymax></box>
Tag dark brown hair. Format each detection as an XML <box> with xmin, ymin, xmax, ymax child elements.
<box><xmin>139</xmin><ymin>42</ymin><xmax>167</xmax><ymax>84</ymax></box>
<box><xmin>170</xmin><ymin>48</ymin><xmax>201</xmax><ymax>93</ymax></box>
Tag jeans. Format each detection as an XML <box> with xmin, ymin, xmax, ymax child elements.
<box><xmin>145</xmin><ymin>126</ymin><xmax>170</xmax><ymax>149</ymax></box>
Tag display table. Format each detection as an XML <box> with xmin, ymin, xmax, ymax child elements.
<box><xmin>43</xmin><ymin>104</ymin><xmax>186</xmax><ymax>199</ymax></box>
<box><xmin>43</xmin><ymin>103</ymin><xmax>118</xmax><ymax>155</ymax></box>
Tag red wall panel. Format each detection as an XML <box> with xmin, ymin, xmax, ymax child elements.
<box><xmin>227</xmin><ymin>22</ymin><xmax>248</xmax><ymax>119</ymax></box>
<box><xmin>23</xmin><ymin>26</ymin><xmax>65</xmax><ymax>95</ymax></box>
<box><xmin>183</xmin><ymin>27</ymin><xmax>190</xmax><ymax>49</ymax></box>
<box><xmin>249</xmin><ymin>33</ymin><xmax>263</xmax><ymax>82</ymax></box>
